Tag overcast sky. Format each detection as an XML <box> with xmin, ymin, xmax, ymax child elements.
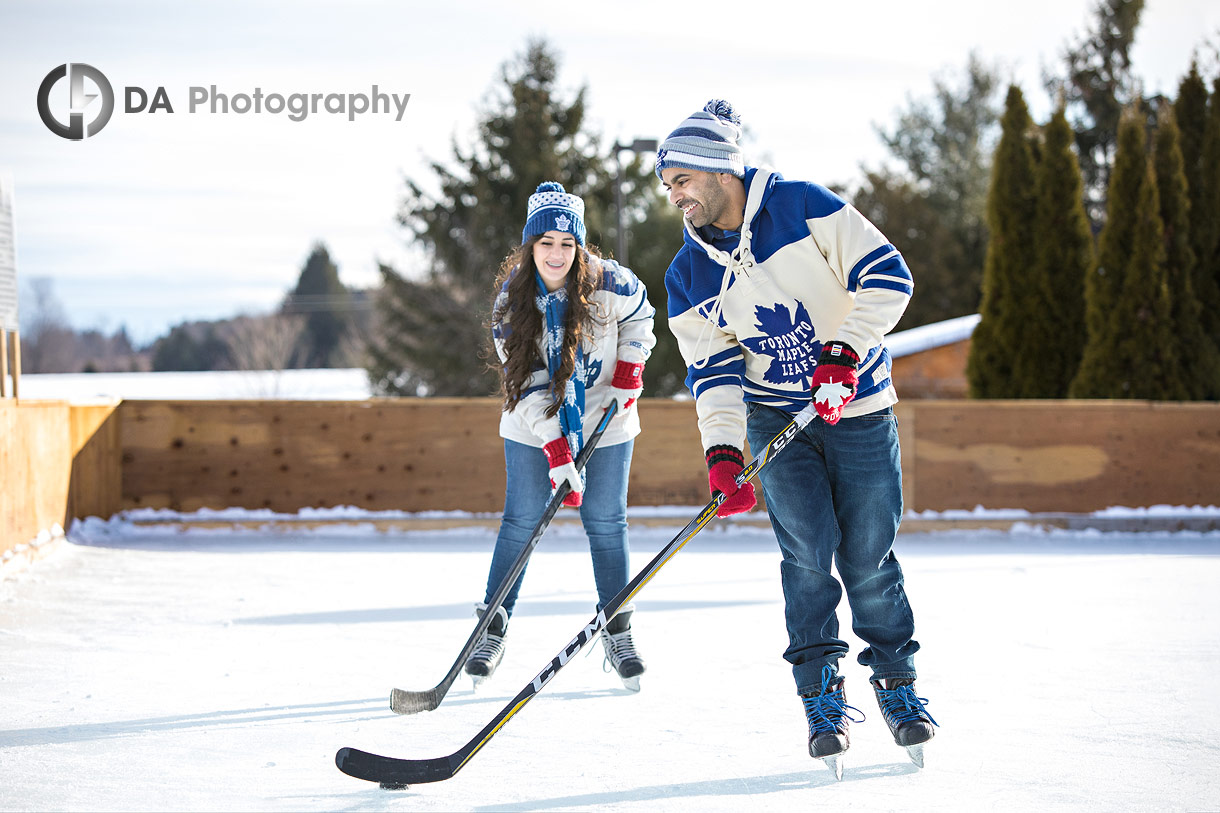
<box><xmin>2</xmin><ymin>0</ymin><xmax>1217</xmax><ymax>344</ymax></box>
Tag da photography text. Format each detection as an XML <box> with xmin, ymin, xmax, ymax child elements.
<box><xmin>37</xmin><ymin>63</ymin><xmax>411</xmax><ymax>140</ymax></box>
<box><xmin>134</xmin><ymin>85</ymin><xmax>411</xmax><ymax>123</ymax></box>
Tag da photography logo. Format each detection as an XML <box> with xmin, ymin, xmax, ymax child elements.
<box><xmin>37</xmin><ymin>63</ymin><xmax>115</xmax><ymax>140</ymax></box>
<box><xmin>37</xmin><ymin>63</ymin><xmax>410</xmax><ymax>139</ymax></box>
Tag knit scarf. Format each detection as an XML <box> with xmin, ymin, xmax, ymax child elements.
<box><xmin>535</xmin><ymin>273</ymin><xmax>586</xmax><ymax>465</ymax></box>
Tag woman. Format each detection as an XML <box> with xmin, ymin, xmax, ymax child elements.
<box><xmin>466</xmin><ymin>181</ymin><xmax>657</xmax><ymax>691</ymax></box>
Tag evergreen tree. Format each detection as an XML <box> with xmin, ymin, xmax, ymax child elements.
<box><xmin>612</xmin><ymin>165</ymin><xmax>686</xmax><ymax>396</ymax></box>
<box><xmin>1113</xmin><ymin>158</ymin><xmax>1187</xmax><ymax>398</ymax></box>
<box><xmin>1029</xmin><ymin>105</ymin><xmax>1093</xmax><ymax>397</ymax></box>
<box><xmin>151</xmin><ymin>322</ymin><xmax>230</xmax><ymax>371</ymax></box>
<box><xmin>1072</xmin><ymin>110</ymin><xmax>1185</xmax><ymax>398</ymax></box>
<box><xmin>967</xmin><ymin>85</ymin><xmax>1039</xmax><ymax>398</ymax></box>
<box><xmin>854</xmin><ymin>54</ymin><xmax>1001</xmax><ymax>329</ymax></box>
<box><xmin>1046</xmin><ymin>0</ymin><xmax>1146</xmax><ymax>231</ymax></box>
<box><xmin>1076</xmin><ymin>105</ymin><xmax>1147</xmax><ymax>377</ymax></box>
<box><xmin>367</xmin><ymin>40</ymin><xmax>611</xmax><ymax>396</ymax></box>
<box><xmin>283</xmin><ymin>242</ymin><xmax>350</xmax><ymax>368</ymax></box>
<box><xmin>1197</xmin><ymin>77</ymin><xmax>1220</xmax><ymax>345</ymax></box>
<box><xmin>1153</xmin><ymin>105</ymin><xmax>1217</xmax><ymax>398</ymax></box>
<box><xmin>367</xmin><ymin>39</ymin><xmax>686</xmax><ymax>397</ymax></box>
<box><xmin>1174</xmin><ymin>63</ymin><xmax>1208</xmax><ymax>212</ymax></box>
<box><xmin>1174</xmin><ymin>64</ymin><xmax>1218</xmax><ymax>345</ymax></box>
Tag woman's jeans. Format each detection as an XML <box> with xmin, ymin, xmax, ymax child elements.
<box><xmin>746</xmin><ymin>403</ymin><xmax>919</xmax><ymax>694</ymax></box>
<box><xmin>484</xmin><ymin>438</ymin><xmax>634</xmax><ymax>617</ymax></box>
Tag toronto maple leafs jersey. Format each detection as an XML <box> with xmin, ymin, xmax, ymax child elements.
<box><xmin>496</xmin><ymin>255</ymin><xmax>657</xmax><ymax>448</ymax></box>
<box><xmin>664</xmin><ymin>167</ymin><xmax>913</xmax><ymax>452</ymax></box>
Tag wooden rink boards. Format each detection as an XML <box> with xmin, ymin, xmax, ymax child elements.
<box><xmin>117</xmin><ymin>398</ymin><xmax>1220</xmax><ymax>516</ymax></box>
<box><xmin>4</xmin><ymin>397</ymin><xmax>1219</xmax><ymax>558</ymax></box>
<box><xmin>117</xmin><ymin>399</ymin><xmax>712</xmax><ymax>515</ymax></box>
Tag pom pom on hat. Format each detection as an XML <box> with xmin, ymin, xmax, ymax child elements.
<box><xmin>655</xmin><ymin>98</ymin><xmax>745</xmax><ymax>179</ymax></box>
<box><xmin>523</xmin><ymin>181</ymin><xmax>586</xmax><ymax>245</ymax></box>
<box><xmin>704</xmin><ymin>99</ymin><xmax>741</xmax><ymax>125</ymax></box>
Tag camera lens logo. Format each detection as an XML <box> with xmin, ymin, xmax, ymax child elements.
<box><xmin>37</xmin><ymin>63</ymin><xmax>115</xmax><ymax>140</ymax></box>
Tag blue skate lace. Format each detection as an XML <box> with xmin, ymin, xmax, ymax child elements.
<box><xmin>875</xmin><ymin>683</ymin><xmax>939</xmax><ymax>728</ymax></box>
<box><xmin>803</xmin><ymin>666</ymin><xmax>866</xmax><ymax>735</ymax></box>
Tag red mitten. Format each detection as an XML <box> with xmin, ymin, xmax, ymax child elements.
<box><xmin>705</xmin><ymin>445</ymin><xmax>756</xmax><ymax>518</ymax></box>
<box><xmin>609</xmin><ymin>360</ymin><xmax>645</xmax><ymax>412</ymax></box>
<box><xmin>810</xmin><ymin>341</ymin><xmax>860</xmax><ymax>425</ymax></box>
<box><xmin>543</xmin><ymin>437</ymin><xmax>583</xmax><ymax>507</ymax></box>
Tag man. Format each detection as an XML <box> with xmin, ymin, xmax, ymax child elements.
<box><xmin>656</xmin><ymin>100</ymin><xmax>936</xmax><ymax>777</ymax></box>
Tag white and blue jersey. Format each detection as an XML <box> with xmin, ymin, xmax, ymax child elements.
<box><xmin>496</xmin><ymin>255</ymin><xmax>656</xmax><ymax>448</ymax></box>
<box><xmin>664</xmin><ymin>167</ymin><xmax>913</xmax><ymax>452</ymax></box>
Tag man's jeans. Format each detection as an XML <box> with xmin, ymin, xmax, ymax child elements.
<box><xmin>484</xmin><ymin>438</ymin><xmax>634</xmax><ymax>617</ymax></box>
<box><xmin>746</xmin><ymin>403</ymin><xmax>919</xmax><ymax>694</ymax></box>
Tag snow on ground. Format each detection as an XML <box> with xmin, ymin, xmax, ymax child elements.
<box><xmin>2</xmin><ymin>517</ymin><xmax>1219</xmax><ymax>812</ymax></box>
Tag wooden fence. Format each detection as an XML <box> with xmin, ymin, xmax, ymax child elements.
<box><xmin>3</xmin><ymin>398</ymin><xmax>1219</xmax><ymax>558</ymax></box>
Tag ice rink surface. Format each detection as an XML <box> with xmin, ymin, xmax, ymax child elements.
<box><xmin>2</xmin><ymin>518</ymin><xmax>1219</xmax><ymax>811</ymax></box>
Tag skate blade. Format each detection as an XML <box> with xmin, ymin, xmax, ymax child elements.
<box><xmin>821</xmin><ymin>754</ymin><xmax>844</xmax><ymax>781</ymax></box>
<box><xmin>379</xmin><ymin>781</ymin><xmax>410</xmax><ymax>790</ymax></box>
<box><xmin>620</xmin><ymin>676</ymin><xmax>641</xmax><ymax>692</ymax></box>
<box><xmin>905</xmin><ymin>743</ymin><xmax>925</xmax><ymax>769</ymax></box>
<box><xmin>469</xmin><ymin>674</ymin><xmax>489</xmax><ymax>691</ymax></box>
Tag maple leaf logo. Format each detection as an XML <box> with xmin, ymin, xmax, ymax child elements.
<box><xmin>739</xmin><ymin>302</ymin><xmax>817</xmax><ymax>384</ymax></box>
<box><xmin>813</xmin><ymin>378</ymin><xmax>853</xmax><ymax>409</ymax></box>
<box><xmin>581</xmin><ymin>354</ymin><xmax>603</xmax><ymax>388</ymax></box>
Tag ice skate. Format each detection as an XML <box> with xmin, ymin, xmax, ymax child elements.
<box><xmin>801</xmin><ymin>665</ymin><xmax>865</xmax><ymax>780</ymax></box>
<box><xmin>463</xmin><ymin>603</ymin><xmax>508</xmax><ymax>689</ymax></box>
<box><xmin>600</xmin><ymin>605</ymin><xmax>645</xmax><ymax>691</ymax></box>
<box><xmin>871</xmin><ymin>678</ymin><xmax>938</xmax><ymax>768</ymax></box>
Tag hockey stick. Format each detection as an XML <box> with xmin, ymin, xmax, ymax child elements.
<box><xmin>389</xmin><ymin>401</ymin><xmax>619</xmax><ymax>715</ymax></box>
<box><xmin>337</xmin><ymin>402</ymin><xmax>817</xmax><ymax>787</ymax></box>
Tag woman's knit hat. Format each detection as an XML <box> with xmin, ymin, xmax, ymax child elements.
<box><xmin>654</xmin><ymin>99</ymin><xmax>745</xmax><ymax>179</ymax></box>
<box><xmin>522</xmin><ymin>181</ymin><xmax>586</xmax><ymax>246</ymax></box>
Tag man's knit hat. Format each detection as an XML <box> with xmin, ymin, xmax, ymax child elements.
<box><xmin>522</xmin><ymin>181</ymin><xmax>586</xmax><ymax>246</ymax></box>
<box><xmin>654</xmin><ymin>99</ymin><xmax>745</xmax><ymax>179</ymax></box>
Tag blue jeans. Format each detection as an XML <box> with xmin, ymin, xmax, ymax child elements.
<box><xmin>484</xmin><ymin>438</ymin><xmax>634</xmax><ymax>617</ymax></box>
<box><xmin>745</xmin><ymin>403</ymin><xmax>918</xmax><ymax>694</ymax></box>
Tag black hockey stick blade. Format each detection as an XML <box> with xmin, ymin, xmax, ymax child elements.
<box><xmin>337</xmin><ymin>403</ymin><xmax>816</xmax><ymax>786</ymax></box>
<box><xmin>388</xmin><ymin>401</ymin><xmax>618</xmax><ymax>715</ymax></box>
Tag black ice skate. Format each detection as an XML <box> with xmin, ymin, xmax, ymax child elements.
<box><xmin>463</xmin><ymin>602</ymin><xmax>508</xmax><ymax>689</ymax></box>
<box><xmin>600</xmin><ymin>604</ymin><xmax>645</xmax><ymax>691</ymax></box>
<box><xmin>800</xmin><ymin>666</ymin><xmax>865</xmax><ymax>780</ymax></box>
<box><xmin>871</xmin><ymin>678</ymin><xmax>938</xmax><ymax>768</ymax></box>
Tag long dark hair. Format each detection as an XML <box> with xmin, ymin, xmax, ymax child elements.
<box><xmin>489</xmin><ymin>235</ymin><xmax>605</xmax><ymax>417</ymax></box>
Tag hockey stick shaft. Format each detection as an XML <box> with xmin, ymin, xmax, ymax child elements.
<box><xmin>337</xmin><ymin>403</ymin><xmax>817</xmax><ymax>786</ymax></box>
<box><xmin>389</xmin><ymin>401</ymin><xmax>619</xmax><ymax>714</ymax></box>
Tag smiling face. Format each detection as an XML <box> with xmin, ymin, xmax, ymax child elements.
<box><xmin>660</xmin><ymin>167</ymin><xmax>745</xmax><ymax>231</ymax></box>
<box><xmin>532</xmin><ymin>230</ymin><xmax>578</xmax><ymax>292</ymax></box>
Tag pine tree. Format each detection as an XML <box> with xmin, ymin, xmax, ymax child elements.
<box><xmin>1072</xmin><ymin>110</ymin><xmax>1185</xmax><ymax>398</ymax></box>
<box><xmin>1072</xmin><ymin>107</ymin><xmax>1147</xmax><ymax>399</ymax></box>
<box><xmin>1176</xmin><ymin>66</ymin><xmax>1219</xmax><ymax>351</ymax></box>
<box><xmin>1174</xmin><ymin>63</ymin><xmax>1208</xmax><ymax>223</ymax></box>
<box><xmin>967</xmin><ymin>85</ymin><xmax>1038</xmax><ymax>398</ymax></box>
<box><xmin>1197</xmin><ymin>77</ymin><xmax>1220</xmax><ymax>347</ymax></box>
<box><xmin>368</xmin><ymin>39</ymin><xmax>685</xmax><ymax>397</ymax></box>
<box><xmin>367</xmin><ymin>41</ymin><xmax>610</xmax><ymax>396</ymax></box>
<box><xmin>1153</xmin><ymin>104</ymin><xmax>1217</xmax><ymax>399</ymax></box>
<box><xmin>612</xmin><ymin>167</ymin><xmax>686</xmax><ymax>396</ymax></box>
<box><xmin>1029</xmin><ymin>105</ymin><xmax>1093</xmax><ymax>397</ymax></box>
<box><xmin>1115</xmin><ymin>158</ymin><xmax>1186</xmax><ymax>398</ymax></box>
<box><xmin>1047</xmin><ymin>0</ymin><xmax>1146</xmax><ymax>231</ymax></box>
<box><xmin>283</xmin><ymin>243</ymin><xmax>350</xmax><ymax>368</ymax></box>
